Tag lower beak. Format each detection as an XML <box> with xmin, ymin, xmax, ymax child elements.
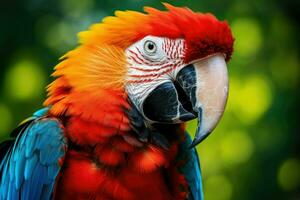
<box><xmin>176</xmin><ymin>54</ymin><xmax>229</xmax><ymax>147</ymax></box>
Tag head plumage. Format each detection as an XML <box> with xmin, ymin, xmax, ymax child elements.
<box><xmin>79</xmin><ymin>3</ymin><xmax>233</xmax><ymax>61</ymax></box>
<box><xmin>45</xmin><ymin>4</ymin><xmax>234</xmax><ymax>112</ymax></box>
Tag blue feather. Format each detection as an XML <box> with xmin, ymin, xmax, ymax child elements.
<box><xmin>40</xmin><ymin>145</ymin><xmax>61</xmax><ymax>165</ymax></box>
<box><xmin>24</xmin><ymin>154</ymin><xmax>38</xmax><ymax>180</ymax></box>
<box><xmin>30</xmin><ymin>164</ymin><xmax>46</xmax><ymax>200</ymax></box>
<box><xmin>33</xmin><ymin>107</ymin><xmax>50</xmax><ymax>118</ymax></box>
<box><xmin>47</xmin><ymin>164</ymin><xmax>60</xmax><ymax>182</ymax></box>
<box><xmin>177</xmin><ymin>133</ymin><xmax>204</xmax><ymax>200</ymax></box>
<box><xmin>8</xmin><ymin>158</ymin><xmax>14</xmax><ymax>182</ymax></box>
<box><xmin>25</xmin><ymin>132</ymin><xmax>38</xmax><ymax>158</ymax></box>
<box><xmin>1</xmin><ymin>168</ymin><xmax>9</xmax><ymax>199</ymax></box>
<box><xmin>21</xmin><ymin>180</ymin><xmax>31</xmax><ymax>200</ymax></box>
<box><xmin>10</xmin><ymin>179</ymin><xmax>20</xmax><ymax>200</ymax></box>
<box><xmin>41</xmin><ymin>184</ymin><xmax>53</xmax><ymax>200</ymax></box>
<box><xmin>0</xmin><ymin>107</ymin><xmax>66</xmax><ymax>200</ymax></box>
<box><xmin>15</xmin><ymin>149</ymin><xmax>26</xmax><ymax>189</ymax></box>
<box><xmin>7</xmin><ymin>179</ymin><xmax>12</xmax><ymax>200</ymax></box>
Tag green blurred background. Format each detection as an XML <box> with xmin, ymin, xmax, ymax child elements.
<box><xmin>0</xmin><ymin>0</ymin><xmax>299</xmax><ymax>199</ymax></box>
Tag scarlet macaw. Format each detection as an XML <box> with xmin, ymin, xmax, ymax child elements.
<box><xmin>0</xmin><ymin>4</ymin><xmax>233</xmax><ymax>200</ymax></box>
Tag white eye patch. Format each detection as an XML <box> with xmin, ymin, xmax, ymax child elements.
<box><xmin>135</xmin><ymin>36</ymin><xmax>166</xmax><ymax>61</ymax></box>
<box><xmin>125</xmin><ymin>36</ymin><xmax>186</xmax><ymax>118</ymax></box>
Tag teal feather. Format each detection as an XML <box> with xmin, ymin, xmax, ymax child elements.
<box><xmin>177</xmin><ymin>132</ymin><xmax>204</xmax><ymax>200</ymax></box>
<box><xmin>0</xmin><ymin>107</ymin><xmax>66</xmax><ymax>200</ymax></box>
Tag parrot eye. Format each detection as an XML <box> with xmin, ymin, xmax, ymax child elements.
<box><xmin>144</xmin><ymin>40</ymin><xmax>157</xmax><ymax>55</ymax></box>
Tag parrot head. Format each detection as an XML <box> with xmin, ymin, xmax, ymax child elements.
<box><xmin>46</xmin><ymin>3</ymin><xmax>234</xmax><ymax>147</ymax></box>
<box><xmin>122</xmin><ymin>4</ymin><xmax>234</xmax><ymax>147</ymax></box>
<box><xmin>126</xmin><ymin>35</ymin><xmax>231</xmax><ymax>147</ymax></box>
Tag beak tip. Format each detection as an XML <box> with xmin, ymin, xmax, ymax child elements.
<box><xmin>189</xmin><ymin>140</ymin><xmax>200</xmax><ymax>149</ymax></box>
<box><xmin>189</xmin><ymin>130</ymin><xmax>211</xmax><ymax>149</ymax></box>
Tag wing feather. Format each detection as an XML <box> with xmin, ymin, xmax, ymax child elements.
<box><xmin>0</xmin><ymin>108</ymin><xmax>66</xmax><ymax>200</ymax></box>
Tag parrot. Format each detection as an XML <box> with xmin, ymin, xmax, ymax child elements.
<box><xmin>0</xmin><ymin>3</ymin><xmax>234</xmax><ymax>200</ymax></box>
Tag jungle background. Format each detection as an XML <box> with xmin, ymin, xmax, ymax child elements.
<box><xmin>0</xmin><ymin>0</ymin><xmax>299</xmax><ymax>199</ymax></box>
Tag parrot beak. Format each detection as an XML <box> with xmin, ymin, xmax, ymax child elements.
<box><xmin>142</xmin><ymin>54</ymin><xmax>228</xmax><ymax>147</ymax></box>
<box><xmin>176</xmin><ymin>54</ymin><xmax>229</xmax><ymax>147</ymax></box>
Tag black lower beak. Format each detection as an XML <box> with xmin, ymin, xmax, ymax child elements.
<box><xmin>143</xmin><ymin>81</ymin><xmax>196</xmax><ymax>123</ymax></box>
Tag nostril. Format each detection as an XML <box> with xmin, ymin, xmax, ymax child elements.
<box><xmin>173</xmin><ymin>81</ymin><xmax>194</xmax><ymax>114</ymax></box>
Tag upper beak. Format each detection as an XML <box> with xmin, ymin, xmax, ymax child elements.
<box><xmin>176</xmin><ymin>54</ymin><xmax>229</xmax><ymax>147</ymax></box>
<box><xmin>142</xmin><ymin>53</ymin><xmax>228</xmax><ymax>147</ymax></box>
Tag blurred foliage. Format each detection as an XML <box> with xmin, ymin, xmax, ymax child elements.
<box><xmin>0</xmin><ymin>0</ymin><xmax>299</xmax><ymax>199</ymax></box>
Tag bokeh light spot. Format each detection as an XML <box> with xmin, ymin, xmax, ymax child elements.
<box><xmin>220</xmin><ymin>130</ymin><xmax>254</xmax><ymax>165</ymax></box>
<box><xmin>231</xmin><ymin>18</ymin><xmax>262</xmax><ymax>58</ymax></box>
<box><xmin>39</xmin><ymin>13</ymin><xmax>100</xmax><ymax>54</ymax></box>
<box><xmin>4</xmin><ymin>59</ymin><xmax>46</xmax><ymax>101</ymax></box>
<box><xmin>44</xmin><ymin>21</ymin><xmax>77</xmax><ymax>53</ymax></box>
<box><xmin>226</xmin><ymin>77</ymin><xmax>241</xmax><ymax>113</ymax></box>
<box><xmin>278</xmin><ymin>158</ymin><xmax>300</xmax><ymax>191</ymax></box>
<box><xmin>187</xmin><ymin>119</ymin><xmax>224</xmax><ymax>176</ymax></box>
<box><xmin>198</xmin><ymin>141</ymin><xmax>223</xmax><ymax>177</ymax></box>
<box><xmin>186</xmin><ymin>119</ymin><xmax>197</xmax><ymax>135</ymax></box>
<box><xmin>59</xmin><ymin>0</ymin><xmax>95</xmax><ymax>18</ymax></box>
<box><xmin>228</xmin><ymin>75</ymin><xmax>272</xmax><ymax>124</ymax></box>
<box><xmin>0</xmin><ymin>103</ymin><xmax>13</xmax><ymax>138</ymax></box>
<box><xmin>204</xmin><ymin>175</ymin><xmax>232</xmax><ymax>200</ymax></box>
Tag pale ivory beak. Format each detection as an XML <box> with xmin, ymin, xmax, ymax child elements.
<box><xmin>175</xmin><ymin>53</ymin><xmax>229</xmax><ymax>147</ymax></box>
<box><xmin>142</xmin><ymin>53</ymin><xmax>229</xmax><ymax>147</ymax></box>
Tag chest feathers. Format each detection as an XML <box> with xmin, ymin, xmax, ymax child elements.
<box><xmin>45</xmin><ymin>80</ymin><xmax>188</xmax><ymax>200</ymax></box>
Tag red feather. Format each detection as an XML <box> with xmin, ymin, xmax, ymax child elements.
<box><xmin>94</xmin><ymin>144</ymin><xmax>125</xmax><ymax>166</ymax></box>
